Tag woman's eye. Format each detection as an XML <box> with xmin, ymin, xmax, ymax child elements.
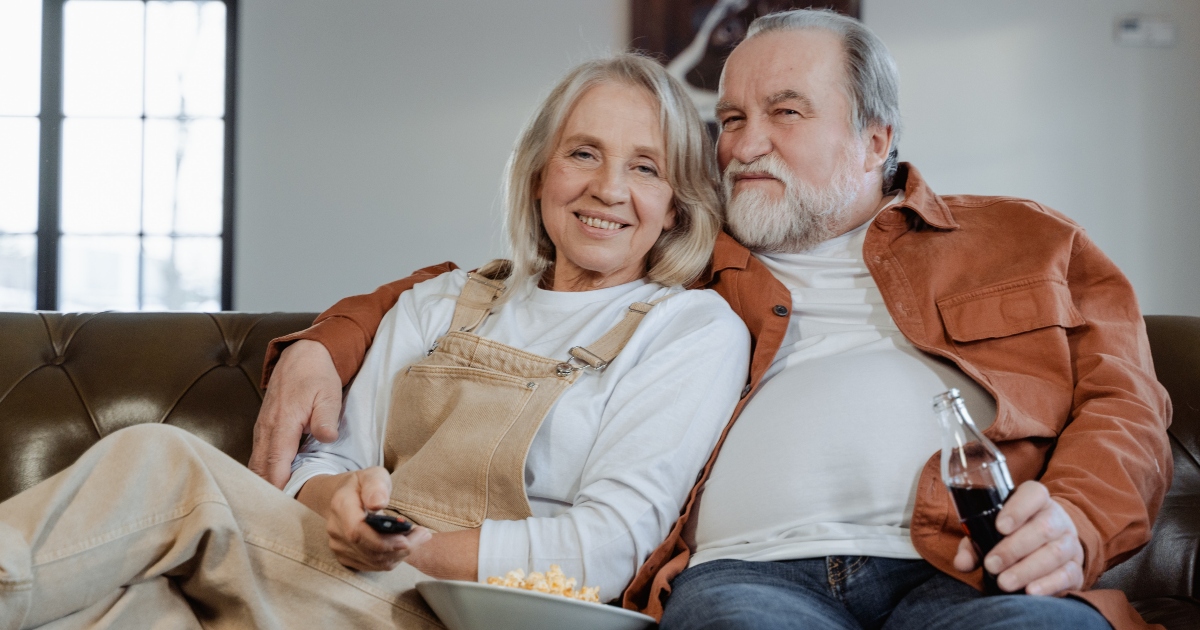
<box><xmin>571</xmin><ymin>149</ymin><xmax>597</xmax><ymax>160</ymax></box>
<box><xmin>635</xmin><ymin>164</ymin><xmax>659</xmax><ymax>176</ymax></box>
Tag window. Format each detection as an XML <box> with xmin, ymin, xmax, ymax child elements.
<box><xmin>0</xmin><ymin>0</ymin><xmax>236</xmax><ymax>311</ymax></box>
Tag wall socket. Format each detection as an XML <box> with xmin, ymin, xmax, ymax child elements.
<box><xmin>1115</xmin><ymin>15</ymin><xmax>1177</xmax><ymax>47</ymax></box>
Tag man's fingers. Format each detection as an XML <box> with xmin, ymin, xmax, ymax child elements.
<box><xmin>994</xmin><ymin>531</ymin><xmax>1081</xmax><ymax>593</ymax></box>
<box><xmin>248</xmin><ymin>389</ymin><xmax>282</xmax><ymax>478</ymax></box>
<box><xmin>247</xmin><ymin>411</ymin><xmax>274</xmax><ymax>478</ymax></box>
<box><xmin>1025</xmin><ymin>560</ymin><xmax>1084</xmax><ymax>596</ymax></box>
<box><xmin>995</xmin><ymin>480</ymin><xmax>1050</xmax><ymax>535</ymax></box>
<box><xmin>249</xmin><ymin>339</ymin><xmax>342</xmax><ymax>486</ymax></box>
<box><xmin>985</xmin><ymin>502</ymin><xmax>1070</xmax><ymax>575</ymax></box>
<box><xmin>953</xmin><ymin>535</ymin><xmax>979</xmax><ymax>572</ymax></box>
<box><xmin>309</xmin><ymin>389</ymin><xmax>342</xmax><ymax>444</ymax></box>
<box><xmin>250</xmin><ymin>411</ymin><xmax>305</xmax><ymax>489</ymax></box>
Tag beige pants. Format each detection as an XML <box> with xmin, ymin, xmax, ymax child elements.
<box><xmin>0</xmin><ymin>424</ymin><xmax>445</xmax><ymax>630</ymax></box>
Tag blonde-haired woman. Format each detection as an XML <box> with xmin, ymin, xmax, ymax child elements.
<box><xmin>0</xmin><ymin>53</ymin><xmax>749</xmax><ymax>629</ymax></box>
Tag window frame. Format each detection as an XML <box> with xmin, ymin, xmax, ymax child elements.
<box><xmin>34</xmin><ymin>0</ymin><xmax>237</xmax><ymax>311</ymax></box>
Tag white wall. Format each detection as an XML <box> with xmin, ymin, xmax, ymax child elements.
<box><xmin>865</xmin><ymin>0</ymin><xmax>1200</xmax><ymax>315</ymax></box>
<box><xmin>235</xmin><ymin>1</ymin><xmax>628</xmax><ymax>311</ymax></box>
<box><xmin>236</xmin><ymin>1</ymin><xmax>1200</xmax><ymax>315</ymax></box>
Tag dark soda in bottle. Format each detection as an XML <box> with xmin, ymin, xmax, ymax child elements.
<box><xmin>934</xmin><ymin>389</ymin><xmax>1015</xmax><ymax>595</ymax></box>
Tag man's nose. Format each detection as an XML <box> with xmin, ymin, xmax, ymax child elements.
<box><xmin>722</xmin><ymin>118</ymin><xmax>773</xmax><ymax>166</ymax></box>
<box><xmin>590</xmin><ymin>163</ymin><xmax>631</xmax><ymax>206</ymax></box>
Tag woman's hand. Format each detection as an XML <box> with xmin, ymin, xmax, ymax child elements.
<box><xmin>324</xmin><ymin>467</ymin><xmax>433</xmax><ymax>571</ymax></box>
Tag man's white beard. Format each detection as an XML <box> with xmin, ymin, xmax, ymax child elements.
<box><xmin>722</xmin><ymin>151</ymin><xmax>860</xmax><ymax>254</ymax></box>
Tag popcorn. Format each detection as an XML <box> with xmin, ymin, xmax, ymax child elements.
<box><xmin>485</xmin><ymin>565</ymin><xmax>601</xmax><ymax>603</ymax></box>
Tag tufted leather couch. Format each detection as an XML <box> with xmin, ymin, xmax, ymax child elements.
<box><xmin>0</xmin><ymin>311</ymin><xmax>1197</xmax><ymax>628</ymax></box>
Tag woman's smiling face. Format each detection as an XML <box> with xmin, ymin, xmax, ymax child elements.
<box><xmin>538</xmin><ymin>81</ymin><xmax>676</xmax><ymax>291</ymax></box>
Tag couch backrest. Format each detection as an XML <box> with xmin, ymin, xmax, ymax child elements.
<box><xmin>0</xmin><ymin>312</ymin><xmax>315</xmax><ymax>502</ymax></box>
<box><xmin>1</xmin><ymin>311</ymin><xmax>1197</xmax><ymax>600</ymax></box>
<box><xmin>1095</xmin><ymin>315</ymin><xmax>1200</xmax><ymax>600</ymax></box>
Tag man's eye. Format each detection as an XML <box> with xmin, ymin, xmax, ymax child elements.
<box><xmin>777</xmin><ymin>109</ymin><xmax>801</xmax><ymax>117</ymax></box>
<box><xmin>720</xmin><ymin>116</ymin><xmax>744</xmax><ymax>130</ymax></box>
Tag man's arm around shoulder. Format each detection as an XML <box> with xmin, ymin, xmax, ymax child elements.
<box><xmin>250</xmin><ymin>261</ymin><xmax>460</xmax><ymax>488</ymax></box>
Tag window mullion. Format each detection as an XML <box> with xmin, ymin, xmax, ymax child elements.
<box><xmin>35</xmin><ymin>0</ymin><xmax>64</xmax><ymax>311</ymax></box>
<box><xmin>221</xmin><ymin>0</ymin><xmax>237</xmax><ymax>311</ymax></box>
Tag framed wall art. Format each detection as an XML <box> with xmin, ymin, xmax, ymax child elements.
<box><xmin>630</xmin><ymin>0</ymin><xmax>860</xmax><ymax>129</ymax></box>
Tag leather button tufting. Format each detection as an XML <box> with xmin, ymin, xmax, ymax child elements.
<box><xmin>51</xmin><ymin>355</ymin><xmax>65</xmax><ymax>366</ymax></box>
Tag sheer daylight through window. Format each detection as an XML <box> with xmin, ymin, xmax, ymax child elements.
<box><xmin>0</xmin><ymin>0</ymin><xmax>233</xmax><ymax>312</ymax></box>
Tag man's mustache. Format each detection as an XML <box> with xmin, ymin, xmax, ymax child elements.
<box><xmin>722</xmin><ymin>154</ymin><xmax>795</xmax><ymax>198</ymax></box>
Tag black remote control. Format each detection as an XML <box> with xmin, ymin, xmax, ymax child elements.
<box><xmin>364</xmin><ymin>511</ymin><xmax>414</xmax><ymax>535</ymax></box>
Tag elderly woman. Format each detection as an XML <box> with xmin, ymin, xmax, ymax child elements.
<box><xmin>0</xmin><ymin>54</ymin><xmax>748</xmax><ymax>629</ymax></box>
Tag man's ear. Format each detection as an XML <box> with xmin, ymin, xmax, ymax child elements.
<box><xmin>862</xmin><ymin>124</ymin><xmax>894</xmax><ymax>174</ymax></box>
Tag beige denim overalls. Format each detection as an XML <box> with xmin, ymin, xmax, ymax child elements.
<box><xmin>382</xmin><ymin>264</ymin><xmax>669</xmax><ymax>532</ymax></box>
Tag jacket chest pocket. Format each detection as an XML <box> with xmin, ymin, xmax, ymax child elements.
<box><xmin>937</xmin><ymin>276</ymin><xmax>1084</xmax><ymax>437</ymax></box>
<box><xmin>937</xmin><ymin>276</ymin><xmax>1084</xmax><ymax>342</ymax></box>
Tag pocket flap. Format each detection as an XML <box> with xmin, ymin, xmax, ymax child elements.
<box><xmin>937</xmin><ymin>276</ymin><xmax>1085</xmax><ymax>342</ymax></box>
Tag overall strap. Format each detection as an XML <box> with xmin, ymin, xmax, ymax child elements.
<box><xmin>447</xmin><ymin>271</ymin><xmax>507</xmax><ymax>334</ymax></box>
<box><xmin>567</xmin><ymin>292</ymin><xmax>676</xmax><ymax>371</ymax></box>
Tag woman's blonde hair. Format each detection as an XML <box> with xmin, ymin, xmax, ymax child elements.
<box><xmin>500</xmin><ymin>53</ymin><xmax>722</xmax><ymax>290</ymax></box>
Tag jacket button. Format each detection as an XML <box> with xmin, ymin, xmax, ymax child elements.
<box><xmin>773</xmin><ymin>304</ymin><xmax>789</xmax><ymax>317</ymax></box>
<box><xmin>740</xmin><ymin>384</ymin><xmax>752</xmax><ymax>398</ymax></box>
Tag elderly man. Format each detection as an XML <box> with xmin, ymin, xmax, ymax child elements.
<box><xmin>251</xmin><ymin>9</ymin><xmax>1170</xmax><ymax>630</ymax></box>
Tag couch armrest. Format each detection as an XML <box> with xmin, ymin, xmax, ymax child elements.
<box><xmin>0</xmin><ymin>312</ymin><xmax>316</xmax><ymax>503</ymax></box>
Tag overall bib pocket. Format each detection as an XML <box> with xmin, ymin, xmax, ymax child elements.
<box><xmin>385</xmin><ymin>364</ymin><xmax>538</xmax><ymax>529</ymax></box>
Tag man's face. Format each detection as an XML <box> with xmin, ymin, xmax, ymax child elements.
<box><xmin>715</xmin><ymin>29</ymin><xmax>870</xmax><ymax>253</ymax></box>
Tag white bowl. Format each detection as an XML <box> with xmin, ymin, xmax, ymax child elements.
<box><xmin>416</xmin><ymin>580</ymin><xmax>656</xmax><ymax>630</ymax></box>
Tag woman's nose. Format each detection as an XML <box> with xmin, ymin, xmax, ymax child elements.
<box><xmin>589</xmin><ymin>164</ymin><xmax>631</xmax><ymax>206</ymax></box>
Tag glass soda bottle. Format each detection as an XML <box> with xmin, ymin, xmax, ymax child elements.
<box><xmin>933</xmin><ymin>388</ymin><xmax>1015</xmax><ymax>595</ymax></box>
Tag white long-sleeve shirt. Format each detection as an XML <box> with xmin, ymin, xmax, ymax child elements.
<box><xmin>284</xmin><ymin>270</ymin><xmax>750</xmax><ymax>600</ymax></box>
<box><xmin>692</xmin><ymin>196</ymin><xmax>996</xmax><ymax>566</ymax></box>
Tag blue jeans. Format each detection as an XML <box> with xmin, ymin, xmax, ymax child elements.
<box><xmin>660</xmin><ymin>557</ymin><xmax>1111</xmax><ymax>630</ymax></box>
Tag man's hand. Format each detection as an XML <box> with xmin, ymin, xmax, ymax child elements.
<box><xmin>326</xmin><ymin>467</ymin><xmax>432</xmax><ymax>572</ymax></box>
<box><xmin>249</xmin><ymin>340</ymin><xmax>343</xmax><ymax>488</ymax></box>
<box><xmin>953</xmin><ymin>480</ymin><xmax>1085</xmax><ymax>596</ymax></box>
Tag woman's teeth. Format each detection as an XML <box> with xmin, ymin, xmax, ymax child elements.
<box><xmin>577</xmin><ymin>214</ymin><xmax>625</xmax><ymax>230</ymax></box>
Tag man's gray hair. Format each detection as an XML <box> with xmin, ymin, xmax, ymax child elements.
<box><xmin>747</xmin><ymin>9</ymin><xmax>902</xmax><ymax>191</ymax></box>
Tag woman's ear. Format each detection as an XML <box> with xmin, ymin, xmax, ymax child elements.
<box><xmin>663</xmin><ymin>199</ymin><xmax>680</xmax><ymax>231</ymax></box>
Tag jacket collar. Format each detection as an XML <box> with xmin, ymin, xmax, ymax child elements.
<box><xmin>893</xmin><ymin>162</ymin><xmax>958</xmax><ymax>230</ymax></box>
<box><xmin>692</xmin><ymin>231</ymin><xmax>751</xmax><ymax>288</ymax></box>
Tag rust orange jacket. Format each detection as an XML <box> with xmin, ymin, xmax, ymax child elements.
<box><xmin>263</xmin><ymin>164</ymin><xmax>1172</xmax><ymax>630</ymax></box>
